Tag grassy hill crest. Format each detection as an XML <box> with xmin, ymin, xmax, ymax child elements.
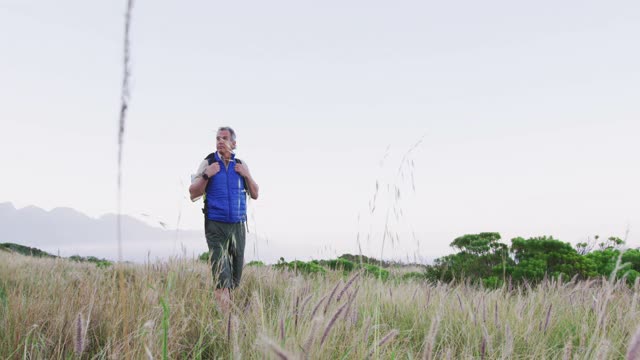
<box><xmin>0</xmin><ymin>242</ymin><xmax>56</xmax><ymax>258</ymax></box>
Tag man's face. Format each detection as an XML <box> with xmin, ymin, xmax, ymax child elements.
<box><xmin>216</xmin><ymin>130</ymin><xmax>235</xmax><ymax>155</ymax></box>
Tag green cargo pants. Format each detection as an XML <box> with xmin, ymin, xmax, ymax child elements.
<box><xmin>204</xmin><ymin>219</ymin><xmax>246</xmax><ymax>289</ymax></box>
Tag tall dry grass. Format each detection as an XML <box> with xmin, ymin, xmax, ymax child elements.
<box><xmin>2</xmin><ymin>251</ymin><xmax>640</xmax><ymax>359</ymax></box>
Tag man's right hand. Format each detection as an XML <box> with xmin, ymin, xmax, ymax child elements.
<box><xmin>204</xmin><ymin>162</ymin><xmax>221</xmax><ymax>178</ymax></box>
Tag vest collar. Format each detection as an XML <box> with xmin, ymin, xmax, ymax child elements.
<box><xmin>214</xmin><ymin>152</ymin><xmax>236</xmax><ymax>163</ymax></box>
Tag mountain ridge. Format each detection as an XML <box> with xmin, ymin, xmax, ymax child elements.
<box><xmin>0</xmin><ymin>202</ymin><xmax>205</xmax><ymax>262</ymax></box>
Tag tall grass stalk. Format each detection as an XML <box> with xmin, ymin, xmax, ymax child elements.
<box><xmin>367</xmin><ymin>329</ymin><xmax>398</xmax><ymax>358</ymax></box>
<box><xmin>627</xmin><ymin>325</ymin><xmax>640</xmax><ymax>360</ymax></box>
<box><xmin>116</xmin><ymin>1</ymin><xmax>134</xmax><ymax>357</ymax></box>
<box><xmin>160</xmin><ymin>297</ymin><xmax>169</xmax><ymax>360</ymax></box>
<box><xmin>320</xmin><ymin>302</ymin><xmax>348</xmax><ymax>346</ymax></box>
<box><xmin>422</xmin><ymin>315</ymin><xmax>440</xmax><ymax>360</ymax></box>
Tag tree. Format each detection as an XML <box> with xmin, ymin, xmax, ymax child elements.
<box><xmin>510</xmin><ymin>236</ymin><xmax>597</xmax><ymax>282</ymax></box>
<box><xmin>585</xmin><ymin>245</ymin><xmax>640</xmax><ymax>284</ymax></box>
<box><xmin>450</xmin><ymin>232</ymin><xmax>503</xmax><ymax>256</ymax></box>
<box><xmin>425</xmin><ymin>233</ymin><xmax>512</xmax><ymax>285</ymax></box>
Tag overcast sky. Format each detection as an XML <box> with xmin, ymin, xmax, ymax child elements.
<box><xmin>1</xmin><ymin>0</ymin><xmax>639</xmax><ymax>263</ymax></box>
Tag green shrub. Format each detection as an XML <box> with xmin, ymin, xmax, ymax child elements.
<box><xmin>482</xmin><ymin>276</ymin><xmax>502</xmax><ymax>289</ymax></box>
<box><xmin>327</xmin><ymin>259</ymin><xmax>356</xmax><ymax>273</ymax></box>
<box><xmin>401</xmin><ymin>272</ymin><xmax>426</xmax><ymax>281</ymax></box>
<box><xmin>246</xmin><ymin>260</ymin><xmax>265</xmax><ymax>267</ymax></box>
<box><xmin>287</xmin><ymin>260</ymin><xmax>326</xmax><ymax>275</ymax></box>
<box><xmin>95</xmin><ymin>260</ymin><xmax>112</xmax><ymax>269</ymax></box>
<box><xmin>69</xmin><ymin>255</ymin><xmax>112</xmax><ymax>268</ymax></box>
<box><xmin>274</xmin><ymin>259</ymin><xmax>326</xmax><ymax>275</ymax></box>
<box><xmin>363</xmin><ymin>264</ymin><xmax>389</xmax><ymax>280</ymax></box>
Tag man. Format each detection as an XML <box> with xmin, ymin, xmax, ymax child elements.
<box><xmin>189</xmin><ymin>127</ymin><xmax>259</xmax><ymax>312</ymax></box>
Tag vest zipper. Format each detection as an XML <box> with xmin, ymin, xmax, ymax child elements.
<box><xmin>225</xmin><ymin>159</ymin><xmax>232</xmax><ymax>221</ymax></box>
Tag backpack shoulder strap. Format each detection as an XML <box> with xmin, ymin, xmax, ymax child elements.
<box><xmin>234</xmin><ymin>158</ymin><xmax>249</xmax><ymax>192</ymax></box>
<box><xmin>204</xmin><ymin>152</ymin><xmax>217</xmax><ymax>165</ymax></box>
<box><xmin>205</xmin><ymin>153</ymin><xmax>243</xmax><ymax>165</ymax></box>
<box><xmin>201</xmin><ymin>153</ymin><xmax>217</xmax><ymax>216</ymax></box>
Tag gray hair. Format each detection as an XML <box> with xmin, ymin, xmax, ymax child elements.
<box><xmin>217</xmin><ymin>126</ymin><xmax>236</xmax><ymax>141</ymax></box>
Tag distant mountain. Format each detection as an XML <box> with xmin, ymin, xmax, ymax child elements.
<box><xmin>0</xmin><ymin>202</ymin><xmax>397</xmax><ymax>265</ymax></box>
<box><xmin>0</xmin><ymin>202</ymin><xmax>206</xmax><ymax>262</ymax></box>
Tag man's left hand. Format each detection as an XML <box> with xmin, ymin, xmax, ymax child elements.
<box><xmin>235</xmin><ymin>163</ymin><xmax>250</xmax><ymax>177</ymax></box>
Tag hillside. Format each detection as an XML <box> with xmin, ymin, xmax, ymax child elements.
<box><xmin>0</xmin><ymin>242</ymin><xmax>113</xmax><ymax>267</ymax></box>
<box><xmin>0</xmin><ymin>242</ymin><xmax>56</xmax><ymax>258</ymax></box>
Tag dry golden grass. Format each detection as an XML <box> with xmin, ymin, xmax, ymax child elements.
<box><xmin>1</xmin><ymin>251</ymin><xmax>640</xmax><ymax>359</ymax></box>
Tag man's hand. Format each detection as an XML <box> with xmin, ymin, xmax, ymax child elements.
<box><xmin>235</xmin><ymin>162</ymin><xmax>259</xmax><ymax>199</ymax></box>
<box><xmin>234</xmin><ymin>163</ymin><xmax>250</xmax><ymax>177</ymax></box>
<box><xmin>204</xmin><ymin>162</ymin><xmax>221</xmax><ymax>178</ymax></box>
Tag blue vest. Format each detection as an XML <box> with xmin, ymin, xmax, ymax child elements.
<box><xmin>204</xmin><ymin>152</ymin><xmax>247</xmax><ymax>223</ymax></box>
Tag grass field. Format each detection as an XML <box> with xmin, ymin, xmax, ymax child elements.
<box><xmin>1</xmin><ymin>251</ymin><xmax>640</xmax><ymax>359</ymax></box>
